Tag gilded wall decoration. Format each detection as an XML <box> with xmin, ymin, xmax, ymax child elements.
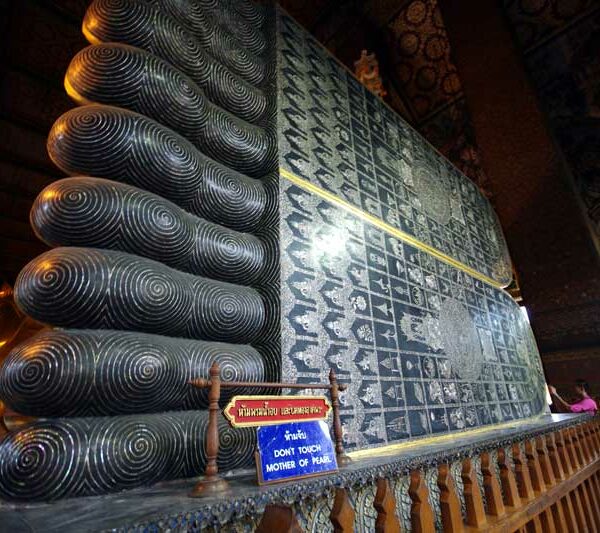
<box><xmin>277</xmin><ymin>9</ymin><xmax>546</xmax><ymax>451</ymax></box>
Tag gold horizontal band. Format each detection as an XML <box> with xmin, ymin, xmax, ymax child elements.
<box><xmin>347</xmin><ymin>413</ymin><xmax>548</xmax><ymax>459</ymax></box>
<box><xmin>280</xmin><ymin>166</ymin><xmax>503</xmax><ymax>289</ymax></box>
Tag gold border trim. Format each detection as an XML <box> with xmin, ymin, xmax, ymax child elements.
<box><xmin>224</xmin><ymin>394</ymin><xmax>332</xmax><ymax>428</ymax></box>
<box><xmin>347</xmin><ymin>414</ymin><xmax>550</xmax><ymax>459</ymax></box>
<box><xmin>280</xmin><ymin>166</ymin><xmax>504</xmax><ymax>289</ymax></box>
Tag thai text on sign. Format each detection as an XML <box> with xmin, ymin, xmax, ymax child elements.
<box><xmin>224</xmin><ymin>395</ymin><xmax>331</xmax><ymax>427</ymax></box>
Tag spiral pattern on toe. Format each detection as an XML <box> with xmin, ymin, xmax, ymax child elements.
<box><xmin>0</xmin><ymin>0</ymin><xmax>281</xmax><ymax>504</ymax></box>
<box><xmin>47</xmin><ymin>105</ymin><xmax>267</xmax><ymax>232</ymax></box>
<box><xmin>0</xmin><ymin>412</ymin><xmax>255</xmax><ymax>501</ymax></box>
<box><xmin>0</xmin><ymin>420</ymin><xmax>88</xmax><ymax>501</ymax></box>
<box><xmin>197</xmin><ymin>0</ymin><xmax>266</xmax><ymax>29</ymax></box>
<box><xmin>67</xmin><ymin>44</ymin><xmax>274</xmax><ymax>176</ymax></box>
<box><xmin>83</xmin><ymin>0</ymin><xmax>269</xmax><ymax>123</ymax></box>
<box><xmin>15</xmin><ymin>248</ymin><xmax>265</xmax><ymax>343</ymax></box>
<box><xmin>85</xmin><ymin>0</ymin><xmax>268</xmax><ymax>87</ymax></box>
<box><xmin>32</xmin><ymin>177</ymin><xmax>265</xmax><ymax>283</ymax></box>
<box><xmin>148</xmin><ymin>0</ymin><xmax>267</xmax><ymax>59</ymax></box>
<box><xmin>0</xmin><ymin>329</ymin><xmax>266</xmax><ymax>416</ymax></box>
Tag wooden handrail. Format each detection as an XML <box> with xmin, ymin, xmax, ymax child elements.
<box><xmin>253</xmin><ymin>418</ymin><xmax>600</xmax><ymax>533</ymax></box>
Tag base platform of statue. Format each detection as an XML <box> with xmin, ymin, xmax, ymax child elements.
<box><xmin>1</xmin><ymin>413</ymin><xmax>596</xmax><ymax>532</ymax></box>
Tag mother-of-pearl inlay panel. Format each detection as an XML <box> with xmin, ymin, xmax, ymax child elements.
<box><xmin>276</xmin><ymin>7</ymin><xmax>546</xmax><ymax>451</ymax></box>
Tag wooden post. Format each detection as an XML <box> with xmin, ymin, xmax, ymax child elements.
<box><xmin>554</xmin><ymin>430</ymin><xmax>573</xmax><ymax>476</ymax></box>
<box><xmin>374</xmin><ymin>478</ymin><xmax>402</xmax><ymax>533</ymax></box>
<box><xmin>592</xmin><ymin>420</ymin><xmax>600</xmax><ymax>452</ymax></box>
<box><xmin>330</xmin><ymin>488</ymin><xmax>355</xmax><ymax>533</ymax></box>
<box><xmin>565</xmin><ymin>428</ymin><xmax>581</xmax><ymax>470</ymax></box>
<box><xmin>461</xmin><ymin>457</ymin><xmax>487</xmax><ymax>528</ymax></box>
<box><xmin>524</xmin><ymin>440</ymin><xmax>544</xmax><ymax>492</ymax></box>
<box><xmin>571</xmin><ymin>426</ymin><xmax>596</xmax><ymax>532</ymax></box>
<box><xmin>190</xmin><ymin>361</ymin><xmax>230</xmax><ymax>497</ymax></box>
<box><xmin>409</xmin><ymin>469</ymin><xmax>435</xmax><ymax>532</ymax></box>
<box><xmin>575</xmin><ymin>425</ymin><xmax>590</xmax><ymax>464</ymax></box>
<box><xmin>256</xmin><ymin>504</ymin><xmax>303</xmax><ymax>533</ymax></box>
<box><xmin>581</xmin><ymin>423</ymin><xmax>596</xmax><ymax>461</ymax></box>
<box><xmin>497</xmin><ymin>447</ymin><xmax>521</xmax><ymax>508</ymax></box>
<box><xmin>545</xmin><ymin>433</ymin><xmax>565</xmax><ymax>482</ymax></box>
<box><xmin>480</xmin><ymin>451</ymin><xmax>505</xmax><ymax>517</ymax></box>
<box><xmin>329</xmin><ymin>368</ymin><xmax>351</xmax><ymax>466</ymax></box>
<box><xmin>557</xmin><ymin>431</ymin><xmax>588</xmax><ymax>533</ymax></box>
<box><xmin>544</xmin><ymin>432</ymin><xmax>577</xmax><ymax>531</ymax></box>
<box><xmin>437</xmin><ymin>463</ymin><xmax>464</xmax><ymax>533</ymax></box>
<box><xmin>535</xmin><ymin>436</ymin><xmax>555</xmax><ymax>487</ymax></box>
<box><xmin>512</xmin><ymin>443</ymin><xmax>535</xmax><ymax>501</ymax></box>
<box><xmin>585</xmin><ymin>475</ymin><xmax>600</xmax><ymax>531</ymax></box>
<box><xmin>524</xmin><ymin>440</ymin><xmax>556</xmax><ymax>532</ymax></box>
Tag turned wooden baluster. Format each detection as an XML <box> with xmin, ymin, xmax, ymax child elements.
<box><xmin>584</xmin><ymin>473</ymin><xmax>600</xmax><ymax>533</ymax></box>
<box><xmin>581</xmin><ymin>422</ymin><xmax>600</xmax><ymax>529</ymax></box>
<box><xmin>461</xmin><ymin>457</ymin><xmax>486</xmax><ymax>528</ymax></box>
<box><xmin>554</xmin><ymin>430</ymin><xmax>573</xmax><ymax>476</ymax></box>
<box><xmin>592</xmin><ymin>420</ymin><xmax>600</xmax><ymax>452</ymax></box>
<box><xmin>545</xmin><ymin>433</ymin><xmax>565</xmax><ymax>481</ymax></box>
<box><xmin>575</xmin><ymin>425</ymin><xmax>591</xmax><ymax>464</ymax></box>
<box><xmin>511</xmin><ymin>443</ymin><xmax>535</xmax><ymax>502</ymax></box>
<box><xmin>330</xmin><ymin>488</ymin><xmax>355</xmax><ymax>533</ymax></box>
<box><xmin>256</xmin><ymin>504</ymin><xmax>303</xmax><ymax>533</ymax></box>
<box><xmin>329</xmin><ymin>369</ymin><xmax>352</xmax><ymax>466</ymax></box>
<box><xmin>545</xmin><ymin>433</ymin><xmax>577</xmax><ymax>533</ymax></box>
<box><xmin>586</xmin><ymin>425</ymin><xmax>600</xmax><ymax>527</ymax></box>
<box><xmin>571</xmin><ymin>426</ymin><xmax>598</xmax><ymax>530</ymax></box>
<box><xmin>566</xmin><ymin>428</ymin><xmax>582</xmax><ymax>470</ymax></box>
<box><xmin>585</xmin><ymin>420</ymin><xmax>597</xmax><ymax>455</ymax></box>
<box><xmin>590</xmin><ymin>420</ymin><xmax>600</xmax><ymax>453</ymax></box>
<box><xmin>525</xmin><ymin>440</ymin><xmax>556</xmax><ymax>533</ymax></box>
<box><xmin>524</xmin><ymin>440</ymin><xmax>544</xmax><ymax>492</ymax></box>
<box><xmin>563</xmin><ymin>426</ymin><xmax>589</xmax><ymax>532</ymax></box>
<box><xmin>437</xmin><ymin>463</ymin><xmax>463</xmax><ymax>533</ymax></box>
<box><xmin>373</xmin><ymin>478</ymin><xmax>402</xmax><ymax>533</ymax></box>
<box><xmin>556</xmin><ymin>429</ymin><xmax>587</xmax><ymax>533</ymax></box>
<box><xmin>510</xmin><ymin>444</ymin><xmax>545</xmax><ymax>532</ymax></box>
<box><xmin>497</xmin><ymin>447</ymin><xmax>521</xmax><ymax>509</ymax></box>
<box><xmin>582</xmin><ymin>422</ymin><xmax>597</xmax><ymax>460</ymax></box>
<box><xmin>190</xmin><ymin>361</ymin><xmax>229</xmax><ymax>497</ymax></box>
<box><xmin>586</xmin><ymin>470</ymin><xmax>600</xmax><ymax>531</ymax></box>
<box><xmin>573</xmin><ymin>425</ymin><xmax>600</xmax><ymax>532</ymax></box>
<box><xmin>409</xmin><ymin>469</ymin><xmax>435</xmax><ymax>533</ymax></box>
<box><xmin>535</xmin><ymin>436</ymin><xmax>555</xmax><ymax>487</ymax></box>
<box><xmin>480</xmin><ymin>451</ymin><xmax>505</xmax><ymax>518</ymax></box>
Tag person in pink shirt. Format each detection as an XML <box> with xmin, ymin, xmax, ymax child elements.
<box><xmin>549</xmin><ymin>380</ymin><xmax>598</xmax><ymax>413</ymax></box>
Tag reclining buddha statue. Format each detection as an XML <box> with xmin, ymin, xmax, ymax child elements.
<box><xmin>0</xmin><ymin>0</ymin><xmax>546</xmax><ymax>501</ymax></box>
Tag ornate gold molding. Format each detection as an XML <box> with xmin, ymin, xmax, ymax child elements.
<box><xmin>280</xmin><ymin>167</ymin><xmax>505</xmax><ymax>290</ymax></box>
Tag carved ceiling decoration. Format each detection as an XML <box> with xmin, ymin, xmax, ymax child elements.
<box><xmin>504</xmin><ymin>0</ymin><xmax>598</xmax><ymax>52</ymax></box>
<box><xmin>386</xmin><ymin>0</ymin><xmax>461</xmax><ymax>121</ymax></box>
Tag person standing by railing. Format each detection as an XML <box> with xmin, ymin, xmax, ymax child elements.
<box><xmin>549</xmin><ymin>380</ymin><xmax>598</xmax><ymax>413</ymax></box>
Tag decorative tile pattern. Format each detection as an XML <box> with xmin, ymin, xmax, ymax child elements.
<box><xmin>276</xmin><ymin>8</ymin><xmax>546</xmax><ymax>451</ymax></box>
<box><xmin>276</xmin><ymin>9</ymin><xmax>512</xmax><ymax>287</ymax></box>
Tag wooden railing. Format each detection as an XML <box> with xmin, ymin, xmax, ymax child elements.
<box><xmin>256</xmin><ymin>418</ymin><xmax>600</xmax><ymax>532</ymax></box>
